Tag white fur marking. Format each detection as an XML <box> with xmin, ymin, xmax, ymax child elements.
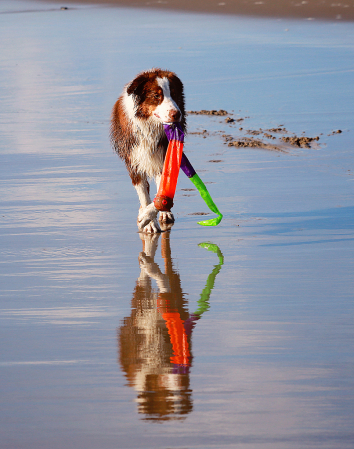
<box><xmin>155</xmin><ymin>77</ymin><xmax>181</xmax><ymax>124</ymax></box>
<box><xmin>134</xmin><ymin>182</ymin><xmax>151</xmax><ymax>209</ymax></box>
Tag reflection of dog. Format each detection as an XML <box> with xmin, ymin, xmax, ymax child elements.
<box><xmin>111</xmin><ymin>69</ymin><xmax>186</xmax><ymax>233</ymax></box>
<box><xmin>118</xmin><ymin>230</ymin><xmax>224</xmax><ymax>421</ymax></box>
<box><xmin>118</xmin><ymin>229</ymin><xmax>193</xmax><ymax>421</ymax></box>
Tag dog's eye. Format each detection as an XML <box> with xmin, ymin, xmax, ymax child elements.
<box><xmin>154</xmin><ymin>93</ymin><xmax>160</xmax><ymax>99</ymax></box>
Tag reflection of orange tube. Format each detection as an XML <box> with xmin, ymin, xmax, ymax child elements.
<box><xmin>157</xmin><ymin>294</ymin><xmax>190</xmax><ymax>366</ymax></box>
<box><xmin>154</xmin><ymin>139</ymin><xmax>183</xmax><ymax>212</ymax></box>
<box><xmin>162</xmin><ymin>312</ymin><xmax>190</xmax><ymax>366</ymax></box>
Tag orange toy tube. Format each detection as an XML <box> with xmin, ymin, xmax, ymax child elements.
<box><xmin>154</xmin><ymin>123</ymin><xmax>184</xmax><ymax>212</ymax></box>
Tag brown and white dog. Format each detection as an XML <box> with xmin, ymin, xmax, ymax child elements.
<box><xmin>111</xmin><ymin>69</ymin><xmax>186</xmax><ymax>233</ymax></box>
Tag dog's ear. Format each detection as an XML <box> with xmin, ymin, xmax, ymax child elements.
<box><xmin>126</xmin><ymin>73</ymin><xmax>148</xmax><ymax>97</ymax></box>
<box><xmin>167</xmin><ymin>72</ymin><xmax>182</xmax><ymax>88</ymax></box>
<box><xmin>167</xmin><ymin>72</ymin><xmax>185</xmax><ymax>108</ymax></box>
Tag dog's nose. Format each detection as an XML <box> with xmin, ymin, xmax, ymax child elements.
<box><xmin>169</xmin><ymin>109</ymin><xmax>181</xmax><ymax>122</ymax></box>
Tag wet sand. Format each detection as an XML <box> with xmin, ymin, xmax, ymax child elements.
<box><xmin>36</xmin><ymin>0</ymin><xmax>354</xmax><ymax>21</ymax></box>
<box><xmin>1</xmin><ymin>1</ymin><xmax>354</xmax><ymax>448</ymax></box>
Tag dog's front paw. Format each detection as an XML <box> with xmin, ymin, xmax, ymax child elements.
<box><xmin>159</xmin><ymin>211</ymin><xmax>175</xmax><ymax>224</ymax></box>
<box><xmin>143</xmin><ymin>219</ymin><xmax>161</xmax><ymax>234</ymax></box>
<box><xmin>138</xmin><ymin>203</ymin><xmax>161</xmax><ymax>233</ymax></box>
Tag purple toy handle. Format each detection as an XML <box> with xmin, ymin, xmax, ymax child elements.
<box><xmin>180</xmin><ymin>153</ymin><xmax>196</xmax><ymax>178</ymax></box>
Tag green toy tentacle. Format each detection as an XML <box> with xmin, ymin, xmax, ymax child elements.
<box><xmin>189</xmin><ymin>174</ymin><xmax>223</xmax><ymax>226</ymax></box>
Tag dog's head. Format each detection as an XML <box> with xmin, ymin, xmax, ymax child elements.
<box><xmin>126</xmin><ymin>69</ymin><xmax>185</xmax><ymax>124</ymax></box>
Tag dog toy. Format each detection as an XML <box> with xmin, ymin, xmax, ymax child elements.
<box><xmin>180</xmin><ymin>153</ymin><xmax>223</xmax><ymax>226</ymax></box>
<box><xmin>153</xmin><ymin>123</ymin><xmax>184</xmax><ymax>212</ymax></box>
<box><xmin>154</xmin><ymin>122</ymin><xmax>223</xmax><ymax>226</ymax></box>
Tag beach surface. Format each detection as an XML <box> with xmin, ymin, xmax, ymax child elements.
<box><xmin>1</xmin><ymin>1</ymin><xmax>354</xmax><ymax>448</ymax></box>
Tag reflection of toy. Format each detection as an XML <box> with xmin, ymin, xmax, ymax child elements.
<box><xmin>158</xmin><ymin>241</ymin><xmax>224</xmax><ymax>368</ymax></box>
<box><xmin>194</xmin><ymin>242</ymin><xmax>224</xmax><ymax>315</ymax></box>
<box><xmin>154</xmin><ymin>122</ymin><xmax>223</xmax><ymax>226</ymax></box>
<box><xmin>119</xmin><ymin>231</ymin><xmax>224</xmax><ymax>421</ymax></box>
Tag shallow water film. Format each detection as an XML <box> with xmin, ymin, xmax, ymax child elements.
<box><xmin>1</xmin><ymin>2</ymin><xmax>354</xmax><ymax>448</ymax></box>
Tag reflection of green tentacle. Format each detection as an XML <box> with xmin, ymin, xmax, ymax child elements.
<box><xmin>194</xmin><ymin>242</ymin><xmax>224</xmax><ymax>317</ymax></box>
<box><xmin>189</xmin><ymin>174</ymin><xmax>223</xmax><ymax>226</ymax></box>
<box><xmin>199</xmin><ymin>242</ymin><xmax>224</xmax><ymax>265</ymax></box>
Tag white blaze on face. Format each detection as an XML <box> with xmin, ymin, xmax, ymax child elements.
<box><xmin>154</xmin><ymin>77</ymin><xmax>181</xmax><ymax>123</ymax></box>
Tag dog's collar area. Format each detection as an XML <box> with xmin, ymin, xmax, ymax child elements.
<box><xmin>163</xmin><ymin>122</ymin><xmax>184</xmax><ymax>142</ymax></box>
